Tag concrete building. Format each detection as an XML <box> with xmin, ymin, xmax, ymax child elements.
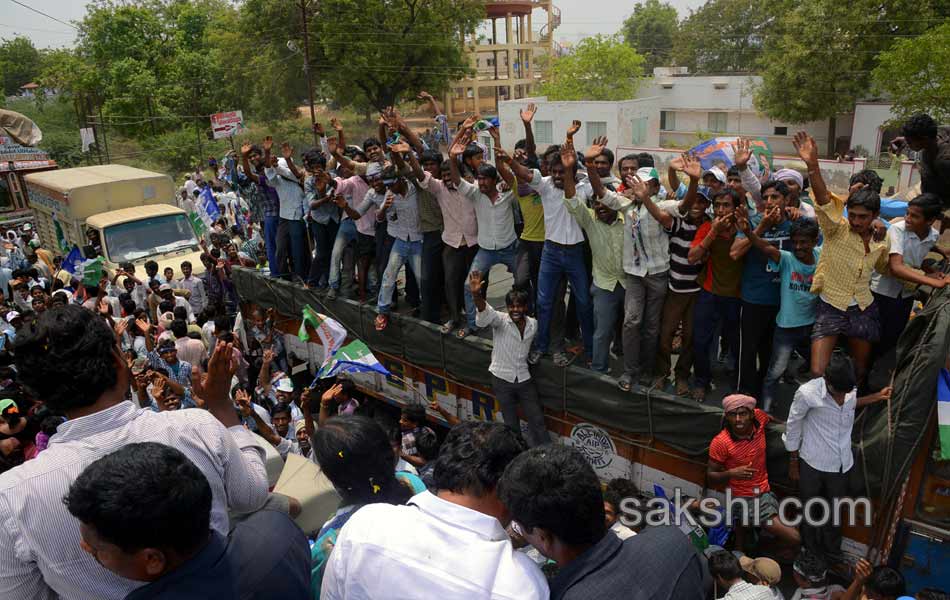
<box><xmin>444</xmin><ymin>0</ymin><xmax>560</xmax><ymax>117</ymax></box>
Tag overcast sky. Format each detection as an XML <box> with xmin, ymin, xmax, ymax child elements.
<box><xmin>2</xmin><ymin>0</ymin><xmax>708</xmax><ymax>48</ymax></box>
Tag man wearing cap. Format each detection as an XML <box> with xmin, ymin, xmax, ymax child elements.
<box><xmin>157</xmin><ymin>283</ymin><xmax>195</xmax><ymax>323</ymax></box>
<box><xmin>790</xmin><ymin>550</ymin><xmax>844</xmax><ymax>600</ymax></box>
<box><xmin>594</xmin><ymin>155</ymin><xmax>676</xmax><ymax>391</ymax></box>
<box><xmin>146</xmin><ymin>339</ymin><xmax>194</xmax><ymax>400</ymax></box>
<box><xmin>708</xmin><ymin>550</ymin><xmax>772</xmax><ymax>600</ymax></box>
<box><xmin>775</xmin><ymin>168</ymin><xmax>816</xmax><ymax>218</ymax></box>
<box><xmin>708</xmin><ymin>394</ymin><xmax>800</xmax><ymax>547</ymax></box>
<box><xmin>739</xmin><ymin>556</ymin><xmax>783</xmax><ymax>600</ymax></box>
<box><xmin>784</xmin><ymin>354</ymin><xmax>889</xmax><ymax>566</ymax></box>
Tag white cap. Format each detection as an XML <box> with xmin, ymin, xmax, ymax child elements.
<box><xmin>702</xmin><ymin>166</ymin><xmax>727</xmax><ymax>184</ymax></box>
<box><xmin>366</xmin><ymin>163</ymin><xmax>384</xmax><ymax>178</ymax></box>
<box><xmin>158</xmin><ymin>283</ymin><xmax>173</xmax><ymax>292</ymax></box>
<box><xmin>276</xmin><ymin>378</ymin><xmax>294</xmax><ymax>393</ymax></box>
<box><xmin>636</xmin><ymin>167</ymin><xmax>659</xmax><ymax>182</ymax></box>
<box><xmin>5</xmin><ymin>311</ymin><xmax>20</xmax><ymax>323</ymax></box>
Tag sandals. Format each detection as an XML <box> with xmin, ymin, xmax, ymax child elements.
<box><xmin>553</xmin><ymin>351</ymin><xmax>573</xmax><ymax>367</ymax></box>
<box><xmin>374</xmin><ymin>314</ymin><xmax>389</xmax><ymax>331</ymax></box>
<box><xmin>440</xmin><ymin>320</ymin><xmax>457</xmax><ymax>335</ymax></box>
<box><xmin>456</xmin><ymin>327</ymin><xmax>475</xmax><ymax>339</ymax></box>
<box><xmin>617</xmin><ymin>373</ymin><xmax>633</xmax><ymax>392</ymax></box>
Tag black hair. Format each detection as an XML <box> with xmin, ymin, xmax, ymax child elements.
<box><xmin>420</xmin><ymin>150</ymin><xmax>442</xmax><ymax>167</ymax></box>
<box><xmin>338</xmin><ymin>379</ymin><xmax>356</xmax><ymax>398</ymax></box>
<box><xmin>144</xmin><ymin>260</ymin><xmax>159</xmax><ymax>273</ymax></box>
<box><xmin>713</xmin><ymin>188</ymin><xmax>742</xmax><ymax>208</ymax></box>
<box><xmin>169</xmin><ymin>319</ymin><xmax>188</xmax><ymax>339</ymax></box>
<box><xmin>303</xmin><ymin>149</ymin><xmax>327</xmax><ymax>170</ymax></box>
<box><xmin>542</xmin><ymin>145</ymin><xmax>561</xmax><ymax>161</ymax></box>
<box><xmin>596</xmin><ymin>147</ymin><xmax>614</xmax><ymax>167</ymax></box>
<box><xmin>603</xmin><ymin>477</ymin><xmax>639</xmax><ymax>511</ymax></box>
<box><xmin>901</xmin><ymin>113</ymin><xmax>937</xmax><ymax>140</ymax></box>
<box><xmin>156</xmin><ymin>338</ymin><xmax>176</xmax><ymax>352</ymax></box>
<box><xmin>362</xmin><ymin>138</ymin><xmax>381</xmax><ymax>152</ymax></box>
<box><xmin>849</xmin><ymin>169</ymin><xmax>884</xmax><ymax>193</ymax></box>
<box><xmin>415</xmin><ymin>427</ymin><xmax>440</xmax><ymax>461</ymax></box>
<box><xmin>313</xmin><ymin>415</ymin><xmax>413</xmax><ymax>506</ymax></box>
<box><xmin>120</xmin><ymin>298</ymin><xmax>136</xmax><ymax>317</ymax></box>
<box><xmin>505</xmin><ymin>287</ymin><xmax>530</xmax><ymax>307</ymax></box>
<box><xmin>158</xmin><ymin>300</ymin><xmax>175</xmax><ymax>315</ymax></box>
<box><xmin>118</xmin><ymin>261</ymin><xmax>135</xmax><ymax>272</ymax></box>
<box><xmin>476</xmin><ymin>163</ymin><xmax>498</xmax><ymax>181</ymax></box>
<box><xmin>865</xmin><ymin>566</ymin><xmax>905</xmax><ymax>598</ymax></box>
<box><xmin>271</xmin><ymin>402</ymin><xmax>292</xmax><ymax>419</ymax></box>
<box><xmin>909</xmin><ymin>192</ymin><xmax>943</xmax><ymax>221</ymax></box>
<box><xmin>761</xmin><ymin>179</ymin><xmax>791</xmax><ymax>198</ymax></box>
<box><xmin>462</xmin><ymin>144</ymin><xmax>483</xmax><ymax>162</ymax></box>
<box><xmin>14</xmin><ymin>305</ymin><xmax>119</xmax><ymax>413</ymax></box>
<box><xmin>63</xmin><ymin>443</ymin><xmax>212</xmax><ymax>555</ymax></box>
<box><xmin>846</xmin><ymin>187</ymin><xmax>881</xmax><ymax>213</ymax></box>
<box><xmin>514</xmin><ymin>139</ymin><xmax>527</xmax><ymax>150</ymax></box>
<box><xmin>708</xmin><ymin>550</ymin><xmax>744</xmax><ymax>581</ymax></box>
<box><xmin>401</xmin><ymin>403</ymin><xmax>426</xmax><ymax>426</ymax></box>
<box><xmin>825</xmin><ymin>353</ymin><xmax>856</xmax><ymax>392</ymax></box>
<box><xmin>635</xmin><ymin>152</ymin><xmax>655</xmax><ymax>168</ymax></box>
<box><xmin>433</xmin><ymin>421</ymin><xmax>526</xmax><ymax>496</ymax></box>
<box><xmin>727</xmin><ymin>165</ymin><xmax>740</xmax><ymax>179</ymax></box>
<box><xmin>213</xmin><ymin>315</ymin><xmax>232</xmax><ymax>334</ymax></box>
<box><xmin>498</xmin><ymin>444</ymin><xmax>606</xmax><ymax>545</ymax></box>
<box><xmin>790</xmin><ymin>218</ymin><xmax>820</xmax><ymax>240</ymax></box>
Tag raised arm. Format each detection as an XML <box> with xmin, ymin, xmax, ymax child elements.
<box><xmin>794</xmin><ymin>132</ymin><xmax>829</xmax><ymax>206</ymax></box>
<box><xmin>392</xmin><ymin>109</ymin><xmax>424</xmax><ymax>154</ymax></box>
<box><xmin>330</xmin><ymin>118</ymin><xmax>346</xmax><ymax>151</ymax></box>
<box><xmin>560</xmin><ymin>141</ymin><xmax>577</xmax><ymax>200</ymax></box>
<box><xmin>468</xmin><ymin>270</ymin><xmax>487</xmax><ymax>313</ymax></box>
<box><xmin>732</xmin><ymin>138</ymin><xmax>761</xmax><ymax>202</ymax></box>
<box><xmin>404</xmin><ymin>145</ymin><xmax>427</xmax><ymax>182</ymax></box>
<box><xmin>676</xmin><ymin>154</ymin><xmax>703</xmax><ymax>216</ymax></box>
<box><xmin>418</xmin><ymin>90</ymin><xmax>442</xmax><ymax>117</ymax></box>
<box><xmin>494</xmin><ymin>148</ymin><xmax>516</xmax><ymax>189</ymax></box>
<box><xmin>448</xmin><ymin>134</ymin><xmax>467</xmax><ymax>186</ymax></box>
<box><xmin>688</xmin><ymin>219</ymin><xmax>725</xmax><ymax>264</ymax></box>
<box><xmin>281</xmin><ymin>143</ymin><xmax>306</xmax><ymax>181</ymax></box>
<box><xmin>624</xmin><ymin>174</ymin><xmax>673</xmax><ymax>229</ymax></box>
<box><xmin>519</xmin><ymin>103</ymin><xmax>538</xmax><ymax>160</ymax></box>
<box><xmin>736</xmin><ymin>206</ymin><xmax>782</xmax><ymax>263</ymax></box>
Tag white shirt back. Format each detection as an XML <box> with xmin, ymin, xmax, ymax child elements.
<box><xmin>321</xmin><ymin>491</ymin><xmax>548</xmax><ymax>600</ymax></box>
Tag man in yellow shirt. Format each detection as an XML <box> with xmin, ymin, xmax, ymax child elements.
<box><xmin>793</xmin><ymin>132</ymin><xmax>888</xmax><ymax>388</ymax></box>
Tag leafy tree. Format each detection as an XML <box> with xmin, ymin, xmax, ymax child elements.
<box><xmin>754</xmin><ymin>0</ymin><xmax>939</xmax><ymax>151</ymax></box>
<box><xmin>540</xmin><ymin>35</ymin><xmax>645</xmax><ymax>101</ymax></box>
<box><xmin>311</xmin><ymin>0</ymin><xmax>483</xmax><ymax>111</ymax></box>
<box><xmin>622</xmin><ymin>0</ymin><xmax>679</xmax><ymax>74</ymax></box>
<box><xmin>872</xmin><ymin>22</ymin><xmax>950</xmax><ymax>123</ymax></box>
<box><xmin>673</xmin><ymin>0</ymin><xmax>773</xmax><ymax>73</ymax></box>
<box><xmin>0</xmin><ymin>36</ymin><xmax>42</xmax><ymax>96</ymax></box>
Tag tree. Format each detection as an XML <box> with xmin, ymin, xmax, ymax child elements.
<box><xmin>622</xmin><ymin>0</ymin><xmax>679</xmax><ymax>74</ymax></box>
<box><xmin>0</xmin><ymin>36</ymin><xmax>42</xmax><ymax>96</ymax></box>
<box><xmin>872</xmin><ymin>22</ymin><xmax>950</xmax><ymax>123</ymax></box>
<box><xmin>754</xmin><ymin>0</ymin><xmax>940</xmax><ymax>153</ymax></box>
<box><xmin>673</xmin><ymin>0</ymin><xmax>773</xmax><ymax>73</ymax></box>
<box><xmin>540</xmin><ymin>35</ymin><xmax>645</xmax><ymax>101</ymax></box>
<box><xmin>312</xmin><ymin>0</ymin><xmax>484</xmax><ymax>111</ymax></box>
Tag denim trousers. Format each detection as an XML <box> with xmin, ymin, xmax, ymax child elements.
<box><xmin>276</xmin><ymin>218</ymin><xmax>309</xmax><ymax>280</ymax></box>
<box><xmin>328</xmin><ymin>219</ymin><xmax>358</xmax><ymax>291</ymax></box>
<box><xmin>377</xmin><ymin>238</ymin><xmax>423</xmax><ymax>315</ymax></box>
<box><xmin>591</xmin><ymin>283</ymin><xmax>625</xmax><ymax>373</ymax></box>
<box><xmin>621</xmin><ymin>271</ymin><xmax>669</xmax><ymax>378</ymax></box>
<box><xmin>534</xmin><ymin>241</ymin><xmax>594</xmax><ymax>358</ymax></box>
<box><xmin>762</xmin><ymin>324</ymin><xmax>812</xmax><ymax>412</ymax></box>
<box><xmin>307</xmin><ymin>219</ymin><xmax>339</xmax><ymax>288</ymax></box>
<box><xmin>693</xmin><ymin>290</ymin><xmax>741</xmax><ymax>390</ymax></box>
<box><xmin>464</xmin><ymin>240</ymin><xmax>518</xmax><ymax>329</ymax></box>
<box><xmin>263</xmin><ymin>216</ymin><xmax>279</xmax><ymax>277</ymax></box>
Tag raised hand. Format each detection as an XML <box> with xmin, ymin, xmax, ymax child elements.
<box><xmin>494</xmin><ymin>147</ymin><xmax>512</xmax><ymax>163</ymax></box>
<box><xmin>417</xmin><ymin>90</ymin><xmax>433</xmax><ymax>101</ymax></box>
<box><xmin>669</xmin><ymin>154</ymin><xmax>686</xmax><ymax>171</ymax></box>
<box><xmin>382</xmin><ymin>192</ymin><xmax>395</xmax><ymax>211</ymax></box>
<box><xmin>520</xmin><ymin>103</ymin><xmax>537</xmax><ymax>124</ymax></box>
<box><xmin>468</xmin><ymin>270</ymin><xmax>483</xmax><ymax>296</ymax></box>
<box><xmin>326</xmin><ymin>137</ymin><xmax>339</xmax><ymax>156</ymax></box>
<box><xmin>683</xmin><ymin>154</ymin><xmax>703</xmax><ymax>179</ymax></box>
<box><xmin>330</xmin><ymin>117</ymin><xmax>343</xmax><ymax>132</ymax></box>
<box><xmin>114</xmin><ymin>318</ymin><xmax>129</xmax><ymax>338</ymax></box>
<box><xmin>388</xmin><ymin>140</ymin><xmax>411</xmax><ymax>154</ymax></box>
<box><xmin>449</xmin><ymin>137</ymin><xmax>467</xmax><ymax>158</ymax></box>
<box><xmin>241</xmin><ymin>142</ymin><xmax>253</xmax><ymax>157</ymax></box>
<box><xmin>199</xmin><ymin>341</ymin><xmax>237</xmax><ymax>412</ymax></box>
<box><xmin>262</xmin><ymin>348</ymin><xmax>275</xmax><ymax>365</ymax></box>
<box><xmin>461</xmin><ymin>114</ymin><xmax>480</xmax><ymax>130</ymax></box>
<box><xmin>313</xmin><ymin>122</ymin><xmax>325</xmax><ymax>137</ymax></box>
<box><xmin>584</xmin><ymin>136</ymin><xmax>608</xmax><ymax>161</ymax></box>
<box><xmin>793</xmin><ymin>131</ymin><xmax>818</xmax><ymax>166</ymax></box>
<box><xmin>234</xmin><ymin>389</ymin><xmax>253</xmax><ymax>417</ymax></box>
<box><xmin>321</xmin><ymin>383</ymin><xmax>342</xmax><ymax>404</ymax></box>
<box><xmin>560</xmin><ymin>142</ymin><xmax>577</xmax><ymax>170</ymax></box>
<box><xmin>281</xmin><ymin>142</ymin><xmax>294</xmax><ymax>160</ymax></box>
<box><xmin>732</xmin><ymin>138</ymin><xmax>752</xmax><ymax>169</ymax></box>
<box><xmin>566</xmin><ymin>120</ymin><xmax>581</xmax><ymax>139</ymax></box>
<box><xmin>623</xmin><ymin>174</ymin><xmax>649</xmax><ymax>200</ymax></box>
<box><xmin>262</xmin><ymin>136</ymin><xmax>274</xmax><ymax>153</ymax></box>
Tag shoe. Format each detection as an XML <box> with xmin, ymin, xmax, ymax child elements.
<box><xmin>326</xmin><ymin>288</ymin><xmax>338</xmax><ymax>301</ymax></box>
<box><xmin>440</xmin><ymin>320</ymin><xmax>457</xmax><ymax>335</ymax></box>
<box><xmin>675</xmin><ymin>378</ymin><xmax>690</xmax><ymax>397</ymax></box>
<box><xmin>650</xmin><ymin>375</ymin><xmax>668</xmax><ymax>390</ymax></box>
<box><xmin>315</xmin><ymin>286</ymin><xmax>328</xmax><ymax>297</ymax></box>
<box><xmin>527</xmin><ymin>350</ymin><xmax>542</xmax><ymax>365</ymax></box>
<box><xmin>690</xmin><ymin>387</ymin><xmax>706</xmax><ymax>402</ymax></box>
<box><xmin>617</xmin><ymin>373</ymin><xmax>633</xmax><ymax>392</ymax></box>
<box><xmin>553</xmin><ymin>351</ymin><xmax>573</xmax><ymax>367</ymax></box>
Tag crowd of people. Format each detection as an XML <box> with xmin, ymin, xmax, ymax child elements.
<box><xmin>0</xmin><ymin>100</ymin><xmax>945</xmax><ymax>599</ymax></box>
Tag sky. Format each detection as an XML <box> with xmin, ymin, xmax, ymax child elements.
<box><xmin>3</xmin><ymin>0</ymin><xmax>709</xmax><ymax>49</ymax></box>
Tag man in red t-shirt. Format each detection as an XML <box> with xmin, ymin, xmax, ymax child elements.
<box><xmin>708</xmin><ymin>394</ymin><xmax>801</xmax><ymax>548</ymax></box>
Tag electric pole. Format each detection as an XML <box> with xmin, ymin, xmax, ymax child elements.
<box><xmin>299</xmin><ymin>0</ymin><xmax>319</xmax><ymax>147</ymax></box>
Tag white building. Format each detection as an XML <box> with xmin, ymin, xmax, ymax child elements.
<box><xmin>850</xmin><ymin>101</ymin><xmax>901</xmax><ymax>158</ymax></box>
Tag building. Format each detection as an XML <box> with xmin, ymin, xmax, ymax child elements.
<box><xmin>18</xmin><ymin>83</ymin><xmax>40</xmax><ymax>98</ymax></box>
<box><xmin>444</xmin><ymin>0</ymin><xmax>560</xmax><ymax>117</ymax></box>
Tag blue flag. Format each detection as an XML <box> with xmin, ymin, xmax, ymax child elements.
<box><xmin>199</xmin><ymin>186</ymin><xmax>221</xmax><ymax>224</ymax></box>
<box><xmin>62</xmin><ymin>245</ymin><xmax>84</xmax><ymax>275</ymax></box>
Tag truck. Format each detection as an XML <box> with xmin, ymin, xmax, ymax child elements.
<box><xmin>22</xmin><ymin>164</ymin><xmax>205</xmax><ymax>279</ymax></box>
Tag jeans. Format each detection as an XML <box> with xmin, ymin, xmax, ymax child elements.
<box><xmin>307</xmin><ymin>219</ymin><xmax>339</xmax><ymax>288</ymax></box>
<box><xmin>263</xmin><ymin>216</ymin><xmax>279</xmax><ymax>277</ymax></box>
<box><xmin>693</xmin><ymin>290</ymin><xmax>741</xmax><ymax>391</ymax></box>
<box><xmin>656</xmin><ymin>290</ymin><xmax>698</xmax><ymax>383</ymax></box>
<box><xmin>591</xmin><ymin>283</ymin><xmax>625</xmax><ymax>373</ymax></box>
<box><xmin>514</xmin><ymin>239</ymin><xmax>543</xmax><ymax>313</ymax></box>
<box><xmin>622</xmin><ymin>271</ymin><xmax>669</xmax><ymax>378</ymax></box>
<box><xmin>464</xmin><ymin>241</ymin><xmax>518</xmax><ymax>329</ymax></box>
<box><xmin>492</xmin><ymin>375</ymin><xmax>548</xmax><ymax>447</ymax></box>
<box><xmin>420</xmin><ymin>231</ymin><xmax>444</xmax><ymax>324</ymax></box>
<box><xmin>276</xmin><ymin>218</ymin><xmax>310</xmax><ymax>280</ymax></box>
<box><xmin>329</xmin><ymin>219</ymin><xmax>358</xmax><ymax>291</ymax></box>
<box><xmin>377</xmin><ymin>238</ymin><xmax>423</xmax><ymax>314</ymax></box>
<box><xmin>738</xmin><ymin>302</ymin><xmax>779</xmax><ymax>397</ymax></box>
<box><xmin>443</xmin><ymin>244</ymin><xmax>478</xmax><ymax>324</ymax></box>
<box><xmin>762</xmin><ymin>324</ymin><xmax>812</xmax><ymax>412</ymax></box>
<box><xmin>535</xmin><ymin>242</ymin><xmax>594</xmax><ymax>358</ymax></box>
<box><xmin>376</xmin><ymin>222</ymin><xmax>418</xmax><ymax>305</ymax></box>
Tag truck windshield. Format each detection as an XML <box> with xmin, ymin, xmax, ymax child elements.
<box><xmin>102</xmin><ymin>214</ymin><xmax>200</xmax><ymax>263</ymax></box>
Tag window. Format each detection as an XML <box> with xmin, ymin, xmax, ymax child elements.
<box><xmin>660</xmin><ymin>111</ymin><xmax>676</xmax><ymax>131</ymax></box>
<box><xmin>586</xmin><ymin>121</ymin><xmax>607</xmax><ymax>145</ymax></box>
<box><xmin>534</xmin><ymin>120</ymin><xmax>553</xmax><ymax>145</ymax></box>
<box><xmin>774</xmin><ymin>126</ymin><xmax>788</xmax><ymax>136</ymax></box>
<box><xmin>631</xmin><ymin>117</ymin><xmax>648</xmax><ymax>145</ymax></box>
<box><xmin>708</xmin><ymin>112</ymin><xmax>728</xmax><ymax>132</ymax></box>
<box><xmin>103</xmin><ymin>214</ymin><xmax>200</xmax><ymax>263</ymax></box>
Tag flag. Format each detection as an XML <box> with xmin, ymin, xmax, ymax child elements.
<box><xmin>80</xmin><ymin>256</ymin><xmax>105</xmax><ymax>287</ymax></box>
<box><xmin>938</xmin><ymin>369</ymin><xmax>950</xmax><ymax>460</ymax></box>
<box><xmin>189</xmin><ymin>211</ymin><xmax>207</xmax><ymax>238</ymax></box>
<box><xmin>653</xmin><ymin>484</ymin><xmax>709</xmax><ymax>551</ymax></box>
<box><xmin>198</xmin><ymin>186</ymin><xmax>221</xmax><ymax>227</ymax></box>
<box><xmin>62</xmin><ymin>245</ymin><xmax>84</xmax><ymax>275</ymax></box>
<box><xmin>315</xmin><ymin>340</ymin><xmax>390</xmax><ymax>379</ymax></box>
<box><xmin>52</xmin><ymin>212</ymin><xmax>69</xmax><ymax>253</ymax></box>
<box><xmin>688</xmin><ymin>136</ymin><xmax>774</xmax><ymax>180</ymax></box>
<box><xmin>298</xmin><ymin>305</ymin><xmax>347</xmax><ymax>366</ymax></box>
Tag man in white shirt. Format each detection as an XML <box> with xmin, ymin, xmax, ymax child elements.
<box><xmin>509</xmin><ymin>123</ymin><xmax>595</xmax><ymax>366</ymax></box>
<box><xmin>0</xmin><ymin>306</ymin><xmax>268</xmax><ymax>600</ymax></box>
<box><xmin>471</xmin><ymin>271</ymin><xmax>547</xmax><ymax>447</ymax></box>
<box><xmin>176</xmin><ymin>260</ymin><xmax>207</xmax><ymax>316</ymax></box>
<box><xmin>321</xmin><ymin>421</ymin><xmax>548</xmax><ymax>600</ymax></box>
<box><xmin>784</xmin><ymin>355</ymin><xmax>889</xmax><ymax>566</ymax></box>
<box><xmin>263</xmin><ymin>140</ymin><xmax>310</xmax><ymax>281</ymax></box>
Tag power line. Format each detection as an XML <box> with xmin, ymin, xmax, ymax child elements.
<box><xmin>6</xmin><ymin>0</ymin><xmax>78</xmax><ymax>30</ymax></box>
<box><xmin>0</xmin><ymin>22</ymin><xmax>75</xmax><ymax>34</ymax></box>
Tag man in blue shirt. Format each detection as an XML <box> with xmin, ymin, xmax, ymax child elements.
<box><xmin>63</xmin><ymin>442</ymin><xmax>309</xmax><ymax>600</ymax></box>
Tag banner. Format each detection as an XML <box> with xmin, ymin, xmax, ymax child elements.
<box><xmin>80</xmin><ymin>256</ymin><xmax>105</xmax><ymax>287</ymax></box>
<box><xmin>688</xmin><ymin>136</ymin><xmax>774</xmax><ymax>179</ymax></box>
<box><xmin>298</xmin><ymin>305</ymin><xmax>347</xmax><ymax>368</ymax></box>
<box><xmin>210</xmin><ymin>111</ymin><xmax>245</xmax><ymax>140</ymax></box>
<box><xmin>938</xmin><ymin>369</ymin><xmax>950</xmax><ymax>460</ymax></box>
<box><xmin>315</xmin><ymin>340</ymin><xmax>390</xmax><ymax>380</ymax></box>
